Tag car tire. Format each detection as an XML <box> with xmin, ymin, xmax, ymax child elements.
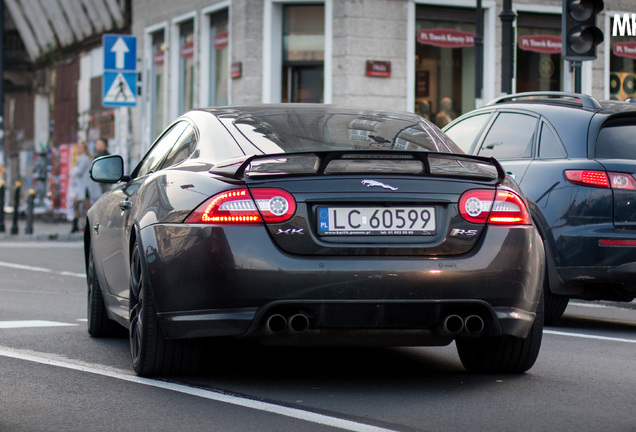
<box><xmin>456</xmin><ymin>293</ymin><xmax>544</xmax><ymax>374</ymax></box>
<box><xmin>87</xmin><ymin>249</ymin><xmax>121</xmax><ymax>337</ymax></box>
<box><xmin>543</xmin><ymin>279</ymin><xmax>569</xmax><ymax>325</ymax></box>
<box><xmin>129</xmin><ymin>242</ymin><xmax>200</xmax><ymax>376</ymax></box>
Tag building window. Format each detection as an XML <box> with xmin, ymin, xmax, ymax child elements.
<box><xmin>415</xmin><ymin>5</ymin><xmax>477</xmax><ymax>128</ymax></box>
<box><xmin>609</xmin><ymin>15</ymin><xmax>636</xmax><ymax>101</ymax></box>
<box><xmin>516</xmin><ymin>13</ymin><xmax>562</xmax><ymax>93</ymax></box>
<box><xmin>209</xmin><ymin>10</ymin><xmax>229</xmax><ymax>106</ymax></box>
<box><xmin>281</xmin><ymin>4</ymin><xmax>324</xmax><ymax>103</ymax></box>
<box><xmin>150</xmin><ymin>31</ymin><xmax>166</xmax><ymax>139</ymax></box>
<box><xmin>179</xmin><ymin>20</ymin><xmax>195</xmax><ymax>114</ymax></box>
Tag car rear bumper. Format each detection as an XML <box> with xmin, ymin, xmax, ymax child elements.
<box><xmin>140</xmin><ymin>223</ymin><xmax>544</xmax><ymax>343</ymax></box>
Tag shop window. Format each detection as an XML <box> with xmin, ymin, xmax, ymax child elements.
<box><xmin>150</xmin><ymin>30</ymin><xmax>166</xmax><ymax>139</ymax></box>
<box><xmin>415</xmin><ymin>6</ymin><xmax>478</xmax><ymax>127</ymax></box>
<box><xmin>281</xmin><ymin>4</ymin><xmax>324</xmax><ymax>103</ymax></box>
<box><xmin>179</xmin><ymin>20</ymin><xmax>195</xmax><ymax>114</ymax></box>
<box><xmin>516</xmin><ymin>13</ymin><xmax>562</xmax><ymax>93</ymax></box>
<box><xmin>209</xmin><ymin>10</ymin><xmax>229</xmax><ymax>106</ymax></box>
<box><xmin>477</xmin><ymin>113</ymin><xmax>538</xmax><ymax>159</ymax></box>
<box><xmin>609</xmin><ymin>15</ymin><xmax>636</xmax><ymax>101</ymax></box>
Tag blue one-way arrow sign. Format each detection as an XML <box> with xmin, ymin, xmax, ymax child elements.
<box><xmin>103</xmin><ymin>34</ymin><xmax>136</xmax><ymax>71</ymax></box>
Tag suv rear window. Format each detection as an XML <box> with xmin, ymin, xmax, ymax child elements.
<box><xmin>596</xmin><ymin>124</ymin><xmax>636</xmax><ymax>159</ymax></box>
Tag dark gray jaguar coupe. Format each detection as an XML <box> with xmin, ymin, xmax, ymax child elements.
<box><xmin>86</xmin><ymin>105</ymin><xmax>545</xmax><ymax>376</ymax></box>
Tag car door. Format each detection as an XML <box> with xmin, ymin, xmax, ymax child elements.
<box><xmin>474</xmin><ymin>111</ymin><xmax>539</xmax><ymax>183</ymax></box>
<box><xmin>97</xmin><ymin>121</ymin><xmax>190</xmax><ymax>300</ymax></box>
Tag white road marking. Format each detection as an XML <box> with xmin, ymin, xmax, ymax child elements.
<box><xmin>0</xmin><ymin>320</ymin><xmax>78</xmax><ymax>329</ymax></box>
<box><xmin>0</xmin><ymin>242</ymin><xmax>83</xmax><ymax>248</ymax></box>
<box><xmin>568</xmin><ymin>302</ymin><xmax>609</xmax><ymax>309</ymax></box>
<box><xmin>0</xmin><ymin>261</ymin><xmax>84</xmax><ymax>279</ymax></box>
<box><xmin>0</xmin><ymin>347</ymin><xmax>399</xmax><ymax>432</ymax></box>
<box><xmin>544</xmin><ymin>329</ymin><xmax>636</xmax><ymax>344</ymax></box>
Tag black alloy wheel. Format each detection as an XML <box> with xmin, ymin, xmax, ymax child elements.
<box><xmin>87</xmin><ymin>249</ymin><xmax>120</xmax><ymax>337</ymax></box>
<box><xmin>456</xmin><ymin>292</ymin><xmax>544</xmax><ymax>374</ymax></box>
<box><xmin>129</xmin><ymin>242</ymin><xmax>199</xmax><ymax>376</ymax></box>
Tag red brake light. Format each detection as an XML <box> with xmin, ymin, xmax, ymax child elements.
<box><xmin>185</xmin><ymin>188</ymin><xmax>296</xmax><ymax>224</ymax></box>
<box><xmin>565</xmin><ymin>170</ymin><xmax>610</xmax><ymax>188</ymax></box>
<box><xmin>488</xmin><ymin>190</ymin><xmax>531</xmax><ymax>224</ymax></box>
<box><xmin>459</xmin><ymin>189</ymin><xmax>530</xmax><ymax>225</ymax></box>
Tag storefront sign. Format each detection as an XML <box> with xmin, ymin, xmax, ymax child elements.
<box><xmin>366</xmin><ymin>60</ymin><xmax>391</xmax><ymax>77</ymax></box>
<box><xmin>231</xmin><ymin>61</ymin><xmax>242</xmax><ymax>79</ymax></box>
<box><xmin>153</xmin><ymin>50</ymin><xmax>165</xmax><ymax>66</ymax></box>
<box><xmin>213</xmin><ymin>30</ymin><xmax>229</xmax><ymax>50</ymax></box>
<box><xmin>181</xmin><ymin>41</ymin><xmax>194</xmax><ymax>59</ymax></box>
<box><xmin>613</xmin><ymin>42</ymin><xmax>636</xmax><ymax>60</ymax></box>
<box><xmin>417</xmin><ymin>28</ymin><xmax>475</xmax><ymax>48</ymax></box>
<box><xmin>519</xmin><ymin>35</ymin><xmax>561</xmax><ymax>54</ymax></box>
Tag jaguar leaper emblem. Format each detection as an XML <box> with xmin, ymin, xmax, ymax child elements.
<box><xmin>361</xmin><ymin>180</ymin><xmax>398</xmax><ymax>191</ymax></box>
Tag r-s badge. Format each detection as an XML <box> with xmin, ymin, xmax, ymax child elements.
<box><xmin>450</xmin><ymin>228</ymin><xmax>479</xmax><ymax>236</ymax></box>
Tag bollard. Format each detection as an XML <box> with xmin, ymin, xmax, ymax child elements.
<box><xmin>25</xmin><ymin>188</ymin><xmax>35</xmax><ymax>235</ymax></box>
<box><xmin>0</xmin><ymin>180</ymin><xmax>5</xmax><ymax>233</ymax></box>
<box><xmin>10</xmin><ymin>181</ymin><xmax>21</xmax><ymax>235</ymax></box>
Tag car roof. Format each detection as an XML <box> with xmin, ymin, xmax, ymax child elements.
<box><xmin>486</xmin><ymin>92</ymin><xmax>636</xmax><ymax>116</ymax></box>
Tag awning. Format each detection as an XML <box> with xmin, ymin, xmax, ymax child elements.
<box><xmin>5</xmin><ymin>0</ymin><xmax>126</xmax><ymax>62</ymax></box>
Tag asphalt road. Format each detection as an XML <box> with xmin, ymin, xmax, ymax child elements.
<box><xmin>0</xmin><ymin>241</ymin><xmax>634</xmax><ymax>432</ymax></box>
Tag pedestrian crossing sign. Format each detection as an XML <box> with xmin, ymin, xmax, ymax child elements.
<box><xmin>103</xmin><ymin>72</ymin><xmax>137</xmax><ymax>107</ymax></box>
<box><xmin>102</xmin><ymin>34</ymin><xmax>137</xmax><ymax>107</ymax></box>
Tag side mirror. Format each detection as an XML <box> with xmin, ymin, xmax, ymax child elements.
<box><xmin>90</xmin><ymin>155</ymin><xmax>126</xmax><ymax>183</ymax></box>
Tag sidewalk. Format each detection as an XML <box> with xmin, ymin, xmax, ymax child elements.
<box><xmin>0</xmin><ymin>216</ymin><xmax>83</xmax><ymax>242</ymax></box>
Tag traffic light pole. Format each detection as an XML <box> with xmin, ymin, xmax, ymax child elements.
<box><xmin>571</xmin><ymin>61</ymin><xmax>582</xmax><ymax>93</ymax></box>
<box><xmin>499</xmin><ymin>0</ymin><xmax>517</xmax><ymax>95</ymax></box>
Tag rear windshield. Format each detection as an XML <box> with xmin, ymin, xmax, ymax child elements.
<box><xmin>596</xmin><ymin>124</ymin><xmax>636</xmax><ymax>159</ymax></box>
<box><xmin>232</xmin><ymin>112</ymin><xmax>461</xmax><ymax>154</ymax></box>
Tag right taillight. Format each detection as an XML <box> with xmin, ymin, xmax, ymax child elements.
<box><xmin>459</xmin><ymin>189</ymin><xmax>530</xmax><ymax>225</ymax></box>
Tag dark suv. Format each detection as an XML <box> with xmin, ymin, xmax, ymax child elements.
<box><xmin>444</xmin><ymin>92</ymin><xmax>636</xmax><ymax>323</ymax></box>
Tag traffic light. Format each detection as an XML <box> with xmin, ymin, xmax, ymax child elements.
<box><xmin>562</xmin><ymin>0</ymin><xmax>604</xmax><ymax>61</ymax></box>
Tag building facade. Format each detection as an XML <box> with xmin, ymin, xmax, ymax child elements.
<box><xmin>3</xmin><ymin>0</ymin><xmax>636</xmax><ymax>217</ymax></box>
<box><xmin>129</xmin><ymin>0</ymin><xmax>636</xmax><ymax>162</ymax></box>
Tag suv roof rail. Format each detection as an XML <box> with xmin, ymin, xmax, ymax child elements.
<box><xmin>487</xmin><ymin>92</ymin><xmax>601</xmax><ymax>110</ymax></box>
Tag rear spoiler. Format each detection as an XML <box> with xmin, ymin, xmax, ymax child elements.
<box><xmin>209</xmin><ymin>151</ymin><xmax>506</xmax><ymax>184</ymax></box>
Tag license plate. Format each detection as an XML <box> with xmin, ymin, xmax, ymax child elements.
<box><xmin>317</xmin><ymin>206</ymin><xmax>436</xmax><ymax>235</ymax></box>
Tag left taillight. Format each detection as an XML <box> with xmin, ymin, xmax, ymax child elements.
<box><xmin>185</xmin><ymin>188</ymin><xmax>296</xmax><ymax>224</ymax></box>
<box><xmin>459</xmin><ymin>188</ymin><xmax>531</xmax><ymax>225</ymax></box>
<box><xmin>565</xmin><ymin>170</ymin><xmax>636</xmax><ymax>190</ymax></box>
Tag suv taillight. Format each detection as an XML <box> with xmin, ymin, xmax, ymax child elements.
<box><xmin>459</xmin><ymin>189</ymin><xmax>530</xmax><ymax>225</ymax></box>
<box><xmin>565</xmin><ymin>170</ymin><xmax>636</xmax><ymax>190</ymax></box>
<box><xmin>185</xmin><ymin>188</ymin><xmax>296</xmax><ymax>224</ymax></box>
